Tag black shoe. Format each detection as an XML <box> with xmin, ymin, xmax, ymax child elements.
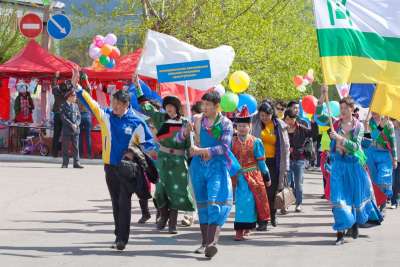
<box><xmin>116</xmin><ymin>241</ymin><xmax>126</xmax><ymax>251</ymax></box>
<box><xmin>351</xmin><ymin>224</ymin><xmax>359</xmax><ymax>239</ymax></box>
<box><xmin>168</xmin><ymin>209</ymin><xmax>178</xmax><ymax>234</ymax></box>
<box><xmin>61</xmin><ymin>165</ymin><xmax>68</xmax><ymax>168</ymax></box>
<box><xmin>138</xmin><ymin>214</ymin><xmax>151</xmax><ymax>224</ymax></box>
<box><xmin>73</xmin><ymin>163</ymin><xmax>84</xmax><ymax>169</ymax></box>
<box><xmin>205</xmin><ymin>245</ymin><xmax>218</xmax><ymax>259</ymax></box>
<box><xmin>138</xmin><ymin>199</ymin><xmax>151</xmax><ymax>224</ymax></box>
<box><xmin>256</xmin><ymin>221</ymin><xmax>267</xmax><ymax>231</ymax></box>
<box><xmin>157</xmin><ymin>207</ymin><xmax>169</xmax><ymax>230</ymax></box>
<box><xmin>335</xmin><ymin>232</ymin><xmax>345</xmax><ymax>245</ymax></box>
<box><xmin>271</xmin><ymin>216</ymin><xmax>277</xmax><ymax>227</ymax></box>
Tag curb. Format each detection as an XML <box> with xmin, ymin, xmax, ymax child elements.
<box><xmin>0</xmin><ymin>154</ymin><xmax>103</xmax><ymax>165</ymax></box>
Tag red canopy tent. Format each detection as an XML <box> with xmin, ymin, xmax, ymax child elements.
<box><xmin>0</xmin><ymin>39</ymin><xmax>79</xmax><ymax>79</ymax></box>
<box><xmin>0</xmin><ymin>40</ymin><xmax>79</xmax><ymax>121</ymax></box>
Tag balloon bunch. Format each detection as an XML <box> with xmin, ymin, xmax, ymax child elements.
<box><xmin>300</xmin><ymin>95</ymin><xmax>340</xmax><ymax>126</ymax></box>
<box><xmin>293</xmin><ymin>69</ymin><xmax>314</xmax><ymax>92</ymax></box>
<box><xmin>89</xmin><ymin>33</ymin><xmax>121</xmax><ymax>70</ymax></box>
<box><xmin>215</xmin><ymin>71</ymin><xmax>257</xmax><ymax>114</ymax></box>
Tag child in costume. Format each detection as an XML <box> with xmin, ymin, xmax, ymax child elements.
<box><xmin>231</xmin><ymin>106</ymin><xmax>271</xmax><ymax>241</ymax></box>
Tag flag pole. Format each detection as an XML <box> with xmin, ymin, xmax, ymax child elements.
<box><xmin>184</xmin><ymin>80</ymin><xmax>194</xmax><ymax>147</ymax></box>
<box><xmin>312</xmin><ymin>0</ymin><xmax>334</xmax><ymax>129</ymax></box>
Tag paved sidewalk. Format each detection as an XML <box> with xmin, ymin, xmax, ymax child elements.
<box><xmin>0</xmin><ymin>162</ymin><xmax>399</xmax><ymax>267</ymax></box>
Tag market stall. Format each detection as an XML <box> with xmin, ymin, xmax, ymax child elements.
<box><xmin>0</xmin><ymin>40</ymin><xmax>79</xmax><ymax>155</ymax></box>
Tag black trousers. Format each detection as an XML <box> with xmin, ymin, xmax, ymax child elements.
<box><xmin>104</xmin><ymin>165</ymin><xmax>133</xmax><ymax>244</ymax></box>
<box><xmin>52</xmin><ymin>113</ymin><xmax>63</xmax><ymax>157</ymax></box>
<box><xmin>265</xmin><ymin>158</ymin><xmax>279</xmax><ymax>218</ymax></box>
<box><xmin>62</xmin><ymin>134</ymin><xmax>80</xmax><ymax>166</ymax></box>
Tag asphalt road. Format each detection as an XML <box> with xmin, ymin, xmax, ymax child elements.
<box><xmin>0</xmin><ymin>162</ymin><xmax>399</xmax><ymax>267</ymax></box>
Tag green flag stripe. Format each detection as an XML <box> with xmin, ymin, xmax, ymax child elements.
<box><xmin>317</xmin><ymin>28</ymin><xmax>400</xmax><ymax>62</ymax></box>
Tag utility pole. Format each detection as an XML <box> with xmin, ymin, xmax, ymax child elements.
<box><xmin>41</xmin><ymin>1</ymin><xmax>51</xmax><ymax>51</ymax></box>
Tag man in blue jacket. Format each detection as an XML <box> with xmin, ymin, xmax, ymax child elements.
<box><xmin>71</xmin><ymin>68</ymin><xmax>155</xmax><ymax>251</ymax></box>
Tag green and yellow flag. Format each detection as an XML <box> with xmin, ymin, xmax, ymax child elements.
<box><xmin>313</xmin><ymin>0</ymin><xmax>400</xmax><ymax>86</ymax></box>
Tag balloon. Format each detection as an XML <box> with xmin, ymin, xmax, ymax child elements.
<box><xmin>293</xmin><ymin>75</ymin><xmax>303</xmax><ymax>87</ymax></box>
<box><xmin>229</xmin><ymin>71</ymin><xmax>250</xmax><ymax>93</ymax></box>
<box><xmin>304</xmin><ymin>69</ymin><xmax>314</xmax><ymax>83</ymax></box>
<box><xmin>99</xmin><ymin>55</ymin><xmax>111</xmax><ymax>66</ymax></box>
<box><xmin>302</xmin><ymin>78</ymin><xmax>310</xmax><ymax>87</ymax></box>
<box><xmin>297</xmin><ymin>85</ymin><xmax>307</xmax><ymax>92</ymax></box>
<box><xmin>301</xmin><ymin>95</ymin><xmax>318</xmax><ymax>114</ymax></box>
<box><xmin>221</xmin><ymin>91</ymin><xmax>239</xmax><ymax>112</ymax></box>
<box><xmin>305</xmin><ymin>113</ymin><xmax>313</xmax><ymax>120</ymax></box>
<box><xmin>94</xmin><ymin>35</ymin><xmax>105</xmax><ymax>48</ymax></box>
<box><xmin>101</xmin><ymin>44</ymin><xmax>113</xmax><ymax>56</ymax></box>
<box><xmin>105</xmin><ymin>59</ymin><xmax>116</xmax><ymax>69</ymax></box>
<box><xmin>329</xmin><ymin>101</ymin><xmax>340</xmax><ymax>117</ymax></box>
<box><xmin>214</xmin><ymin>84</ymin><xmax>225</xmax><ymax>97</ymax></box>
<box><xmin>238</xmin><ymin>93</ymin><xmax>257</xmax><ymax>114</ymax></box>
<box><xmin>109</xmin><ymin>47</ymin><xmax>121</xmax><ymax>59</ymax></box>
<box><xmin>89</xmin><ymin>46</ymin><xmax>102</xmax><ymax>60</ymax></box>
<box><xmin>104</xmin><ymin>33</ymin><xmax>118</xmax><ymax>46</ymax></box>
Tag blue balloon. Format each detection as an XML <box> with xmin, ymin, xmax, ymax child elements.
<box><xmin>329</xmin><ymin>101</ymin><xmax>340</xmax><ymax>118</ymax></box>
<box><xmin>105</xmin><ymin>59</ymin><xmax>116</xmax><ymax>69</ymax></box>
<box><xmin>237</xmin><ymin>94</ymin><xmax>257</xmax><ymax>114</ymax></box>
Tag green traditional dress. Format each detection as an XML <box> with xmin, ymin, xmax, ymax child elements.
<box><xmin>140</xmin><ymin>101</ymin><xmax>195</xmax><ymax>211</ymax></box>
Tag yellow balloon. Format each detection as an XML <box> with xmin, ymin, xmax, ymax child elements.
<box><xmin>229</xmin><ymin>71</ymin><xmax>250</xmax><ymax>93</ymax></box>
<box><xmin>306</xmin><ymin>113</ymin><xmax>312</xmax><ymax>120</ymax></box>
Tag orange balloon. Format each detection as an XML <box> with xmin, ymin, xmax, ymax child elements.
<box><xmin>293</xmin><ymin>75</ymin><xmax>303</xmax><ymax>87</ymax></box>
<box><xmin>101</xmin><ymin>44</ymin><xmax>113</xmax><ymax>56</ymax></box>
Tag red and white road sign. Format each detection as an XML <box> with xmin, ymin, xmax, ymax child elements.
<box><xmin>19</xmin><ymin>13</ymin><xmax>43</xmax><ymax>39</ymax></box>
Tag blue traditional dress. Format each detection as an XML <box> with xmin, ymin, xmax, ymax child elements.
<box><xmin>178</xmin><ymin>113</ymin><xmax>238</xmax><ymax>226</ymax></box>
<box><xmin>365</xmin><ymin>119</ymin><xmax>397</xmax><ymax>198</ymax></box>
<box><xmin>316</xmin><ymin>105</ymin><xmax>381</xmax><ymax>231</ymax></box>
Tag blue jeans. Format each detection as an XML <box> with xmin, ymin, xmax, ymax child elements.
<box><xmin>79</xmin><ymin>112</ymin><xmax>92</xmax><ymax>158</ymax></box>
<box><xmin>391</xmin><ymin>164</ymin><xmax>400</xmax><ymax>206</ymax></box>
<box><xmin>289</xmin><ymin>160</ymin><xmax>305</xmax><ymax>205</ymax></box>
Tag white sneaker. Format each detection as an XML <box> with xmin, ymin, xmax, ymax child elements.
<box><xmin>295</xmin><ymin>205</ymin><xmax>302</xmax><ymax>212</ymax></box>
<box><xmin>194</xmin><ymin>245</ymin><xmax>206</xmax><ymax>254</ymax></box>
<box><xmin>390</xmin><ymin>204</ymin><xmax>398</xmax><ymax>209</ymax></box>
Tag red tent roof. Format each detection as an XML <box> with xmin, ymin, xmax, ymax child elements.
<box><xmin>0</xmin><ymin>40</ymin><xmax>79</xmax><ymax>79</ymax></box>
<box><xmin>83</xmin><ymin>49</ymin><xmax>142</xmax><ymax>81</ymax></box>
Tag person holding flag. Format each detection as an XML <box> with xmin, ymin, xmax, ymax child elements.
<box><xmin>316</xmin><ymin>86</ymin><xmax>380</xmax><ymax>245</ymax></box>
<box><xmin>365</xmin><ymin>113</ymin><xmax>398</xmax><ymax>210</ymax></box>
<box><xmin>178</xmin><ymin>91</ymin><xmax>237</xmax><ymax>258</ymax></box>
<box><xmin>136</xmin><ymin>82</ymin><xmax>195</xmax><ymax>235</ymax></box>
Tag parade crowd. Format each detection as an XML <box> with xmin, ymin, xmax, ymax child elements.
<box><xmin>59</xmin><ymin>68</ymin><xmax>399</xmax><ymax>259</ymax></box>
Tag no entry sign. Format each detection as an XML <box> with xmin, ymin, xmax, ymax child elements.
<box><xmin>19</xmin><ymin>13</ymin><xmax>43</xmax><ymax>39</ymax></box>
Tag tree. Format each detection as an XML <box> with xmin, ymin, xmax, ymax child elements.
<box><xmin>63</xmin><ymin>0</ymin><xmax>321</xmax><ymax>100</ymax></box>
<box><xmin>0</xmin><ymin>6</ymin><xmax>26</xmax><ymax>64</ymax></box>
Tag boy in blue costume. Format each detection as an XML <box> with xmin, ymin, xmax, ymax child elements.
<box><xmin>177</xmin><ymin>91</ymin><xmax>237</xmax><ymax>258</ymax></box>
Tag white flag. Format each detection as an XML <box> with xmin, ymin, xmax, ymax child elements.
<box><xmin>136</xmin><ymin>30</ymin><xmax>235</xmax><ymax>90</ymax></box>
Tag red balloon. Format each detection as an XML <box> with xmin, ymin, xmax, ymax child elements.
<box><xmin>109</xmin><ymin>47</ymin><xmax>121</xmax><ymax>59</ymax></box>
<box><xmin>302</xmin><ymin>95</ymin><xmax>318</xmax><ymax>114</ymax></box>
<box><xmin>293</xmin><ymin>75</ymin><xmax>303</xmax><ymax>87</ymax></box>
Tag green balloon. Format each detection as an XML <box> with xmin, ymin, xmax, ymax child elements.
<box><xmin>221</xmin><ymin>91</ymin><xmax>239</xmax><ymax>112</ymax></box>
<box><xmin>99</xmin><ymin>55</ymin><xmax>110</xmax><ymax>66</ymax></box>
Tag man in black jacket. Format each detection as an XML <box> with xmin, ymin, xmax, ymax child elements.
<box><xmin>60</xmin><ymin>89</ymin><xmax>83</xmax><ymax>169</ymax></box>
